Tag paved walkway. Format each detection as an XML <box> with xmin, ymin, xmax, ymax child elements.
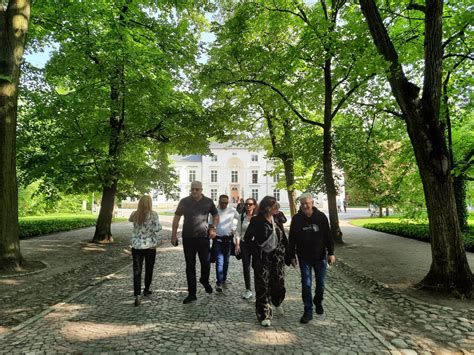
<box><xmin>0</xmin><ymin>212</ymin><xmax>472</xmax><ymax>353</ymax></box>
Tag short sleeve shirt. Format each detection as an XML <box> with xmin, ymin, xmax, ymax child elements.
<box><xmin>175</xmin><ymin>195</ymin><xmax>218</xmax><ymax>238</ymax></box>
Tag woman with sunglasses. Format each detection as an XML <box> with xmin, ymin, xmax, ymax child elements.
<box><xmin>235</xmin><ymin>197</ymin><xmax>258</xmax><ymax>300</ymax></box>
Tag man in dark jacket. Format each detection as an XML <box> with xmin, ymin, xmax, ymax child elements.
<box><xmin>288</xmin><ymin>193</ymin><xmax>336</xmax><ymax>324</ymax></box>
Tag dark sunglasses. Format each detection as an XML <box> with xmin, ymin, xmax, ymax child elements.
<box><xmin>245</xmin><ymin>203</ymin><xmax>254</xmax><ymax>206</ymax></box>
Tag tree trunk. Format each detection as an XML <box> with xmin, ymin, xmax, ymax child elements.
<box><xmin>92</xmin><ymin>63</ymin><xmax>124</xmax><ymax>242</ymax></box>
<box><xmin>0</xmin><ymin>0</ymin><xmax>30</xmax><ymax>270</ymax></box>
<box><xmin>360</xmin><ymin>0</ymin><xmax>472</xmax><ymax>295</ymax></box>
<box><xmin>453</xmin><ymin>176</ymin><xmax>467</xmax><ymax>232</ymax></box>
<box><xmin>264</xmin><ymin>111</ymin><xmax>297</xmax><ymax>216</ymax></box>
<box><xmin>416</xmin><ymin>152</ymin><xmax>471</xmax><ymax>294</ymax></box>
<box><xmin>92</xmin><ymin>180</ymin><xmax>117</xmax><ymax>243</ymax></box>
<box><xmin>281</xmin><ymin>155</ymin><xmax>297</xmax><ymax>217</ymax></box>
<box><xmin>323</xmin><ymin>58</ymin><xmax>343</xmax><ymax>244</ymax></box>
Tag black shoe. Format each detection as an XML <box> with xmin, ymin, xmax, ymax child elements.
<box><xmin>143</xmin><ymin>290</ymin><xmax>152</xmax><ymax>297</ymax></box>
<box><xmin>134</xmin><ymin>296</ymin><xmax>141</xmax><ymax>307</ymax></box>
<box><xmin>300</xmin><ymin>313</ymin><xmax>313</xmax><ymax>324</ymax></box>
<box><xmin>182</xmin><ymin>295</ymin><xmax>197</xmax><ymax>304</ymax></box>
<box><xmin>316</xmin><ymin>304</ymin><xmax>324</xmax><ymax>315</ymax></box>
<box><xmin>200</xmin><ymin>281</ymin><xmax>213</xmax><ymax>294</ymax></box>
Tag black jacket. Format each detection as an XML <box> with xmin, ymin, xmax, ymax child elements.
<box><xmin>288</xmin><ymin>207</ymin><xmax>334</xmax><ymax>262</ymax></box>
<box><xmin>243</xmin><ymin>214</ymin><xmax>288</xmax><ymax>251</ymax></box>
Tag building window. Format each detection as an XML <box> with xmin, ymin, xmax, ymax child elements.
<box><xmin>273</xmin><ymin>189</ymin><xmax>280</xmax><ymax>201</ymax></box>
<box><xmin>252</xmin><ymin>170</ymin><xmax>258</xmax><ymax>184</ymax></box>
<box><xmin>189</xmin><ymin>170</ymin><xmax>196</xmax><ymax>182</ymax></box>
<box><xmin>211</xmin><ymin>170</ymin><xmax>217</xmax><ymax>182</ymax></box>
<box><xmin>252</xmin><ymin>188</ymin><xmax>259</xmax><ymax>201</ymax></box>
<box><xmin>211</xmin><ymin>189</ymin><xmax>217</xmax><ymax>201</ymax></box>
<box><xmin>231</xmin><ymin>170</ymin><xmax>238</xmax><ymax>183</ymax></box>
<box><xmin>251</xmin><ymin>154</ymin><xmax>258</xmax><ymax>161</ymax></box>
<box><xmin>273</xmin><ymin>174</ymin><xmax>280</xmax><ymax>183</ymax></box>
<box><xmin>211</xmin><ymin>155</ymin><xmax>218</xmax><ymax>162</ymax></box>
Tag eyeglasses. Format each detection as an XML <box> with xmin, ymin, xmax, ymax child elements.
<box><xmin>245</xmin><ymin>203</ymin><xmax>254</xmax><ymax>206</ymax></box>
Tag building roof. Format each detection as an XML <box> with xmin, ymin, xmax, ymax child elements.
<box><xmin>170</xmin><ymin>154</ymin><xmax>202</xmax><ymax>162</ymax></box>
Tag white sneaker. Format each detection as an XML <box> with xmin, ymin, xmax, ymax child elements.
<box><xmin>242</xmin><ymin>289</ymin><xmax>253</xmax><ymax>299</ymax></box>
<box><xmin>261</xmin><ymin>319</ymin><xmax>271</xmax><ymax>327</ymax></box>
<box><xmin>273</xmin><ymin>305</ymin><xmax>284</xmax><ymax>316</ymax></box>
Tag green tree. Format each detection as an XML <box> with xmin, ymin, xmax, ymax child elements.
<box><xmin>0</xmin><ymin>0</ymin><xmax>30</xmax><ymax>269</ymax></box>
<box><xmin>19</xmin><ymin>0</ymin><xmax>211</xmax><ymax>242</ymax></box>
<box><xmin>359</xmin><ymin>0</ymin><xmax>472</xmax><ymax>295</ymax></box>
<box><xmin>204</xmin><ymin>1</ymin><xmax>378</xmax><ymax>243</ymax></box>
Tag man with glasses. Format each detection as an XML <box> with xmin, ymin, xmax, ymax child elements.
<box><xmin>288</xmin><ymin>193</ymin><xmax>336</xmax><ymax>323</ymax></box>
<box><xmin>172</xmin><ymin>181</ymin><xmax>219</xmax><ymax>304</ymax></box>
<box><xmin>213</xmin><ymin>195</ymin><xmax>240</xmax><ymax>292</ymax></box>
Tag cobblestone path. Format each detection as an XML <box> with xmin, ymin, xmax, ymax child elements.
<box><xmin>1</xmin><ymin>238</ymin><xmax>472</xmax><ymax>354</ymax></box>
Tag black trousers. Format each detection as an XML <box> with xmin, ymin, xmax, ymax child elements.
<box><xmin>240</xmin><ymin>241</ymin><xmax>252</xmax><ymax>290</ymax></box>
<box><xmin>132</xmin><ymin>248</ymin><xmax>156</xmax><ymax>297</ymax></box>
<box><xmin>183</xmin><ymin>237</ymin><xmax>211</xmax><ymax>296</ymax></box>
<box><xmin>252</xmin><ymin>238</ymin><xmax>286</xmax><ymax>321</ymax></box>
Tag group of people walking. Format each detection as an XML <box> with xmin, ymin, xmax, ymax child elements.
<box><xmin>129</xmin><ymin>181</ymin><xmax>336</xmax><ymax>326</ymax></box>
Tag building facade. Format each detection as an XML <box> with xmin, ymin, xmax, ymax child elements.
<box><xmin>124</xmin><ymin>142</ymin><xmax>344</xmax><ymax>209</ymax></box>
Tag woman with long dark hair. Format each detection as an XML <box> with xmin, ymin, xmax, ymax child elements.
<box><xmin>243</xmin><ymin>196</ymin><xmax>287</xmax><ymax>327</ymax></box>
<box><xmin>129</xmin><ymin>195</ymin><xmax>162</xmax><ymax>306</ymax></box>
<box><xmin>235</xmin><ymin>197</ymin><xmax>258</xmax><ymax>300</ymax></box>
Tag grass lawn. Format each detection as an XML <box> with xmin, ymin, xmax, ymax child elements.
<box><xmin>349</xmin><ymin>214</ymin><xmax>474</xmax><ymax>252</ymax></box>
<box><xmin>19</xmin><ymin>213</ymin><xmax>128</xmax><ymax>239</ymax></box>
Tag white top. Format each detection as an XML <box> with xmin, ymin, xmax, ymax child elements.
<box><xmin>215</xmin><ymin>207</ymin><xmax>240</xmax><ymax>237</ymax></box>
<box><xmin>235</xmin><ymin>214</ymin><xmax>253</xmax><ymax>243</ymax></box>
<box><xmin>129</xmin><ymin>211</ymin><xmax>162</xmax><ymax>249</ymax></box>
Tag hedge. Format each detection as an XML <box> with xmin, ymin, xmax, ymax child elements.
<box><xmin>19</xmin><ymin>215</ymin><xmax>127</xmax><ymax>239</ymax></box>
<box><xmin>361</xmin><ymin>222</ymin><xmax>474</xmax><ymax>252</ymax></box>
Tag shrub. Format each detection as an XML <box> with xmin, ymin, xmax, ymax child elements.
<box><xmin>19</xmin><ymin>215</ymin><xmax>127</xmax><ymax>239</ymax></box>
<box><xmin>361</xmin><ymin>222</ymin><xmax>474</xmax><ymax>252</ymax></box>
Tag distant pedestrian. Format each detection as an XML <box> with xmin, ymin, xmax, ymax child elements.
<box><xmin>288</xmin><ymin>193</ymin><xmax>335</xmax><ymax>324</ymax></box>
<box><xmin>343</xmin><ymin>199</ymin><xmax>348</xmax><ymax>213</ymax></box>
<box><xmin>273</xmin><ymin>202</ymin><xmax>287</xmax><ymax>225</ymax></box>
<box><xmin>244</xmin><ymin>196</ymin><xmax>287</xmax><ymax>327</ymax></box>
<box><xmin>235</xmin><ymin>197</ymin><xmax>258</xmax><ymax>300</ymax></box>
<box><xmin>236</xmin><ymin>198</ymin><xmax>245</xmax><ymax>214</ymax></box>
<box><xmin>171</xmin><ymin>181</ymin><xmax>219</xmax><ymax>304</ymax></box>
<box><xmin>129</xmin><ymin>195</ymin><xmax>162</xmax><ymax>307</ymax></box>
<box><xmin>337</xmin><ymin>198</ymin><xmax>342</xmax><ymax>213</ymax></box>
<box><xmin>213</xmin><ymin>195</ymin><xmax>240</xmax><ymax>292</ymax></box>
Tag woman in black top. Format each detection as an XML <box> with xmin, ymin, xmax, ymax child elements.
<box><xmin>243</xmin><ymin>196</ymin><xmax>287</xmax><ymax>327</ymax></box>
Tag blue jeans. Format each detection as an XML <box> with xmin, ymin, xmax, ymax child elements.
<box><xmin>214</xmin><ymin>237</ymin><xmax>231</xmax><ymax>285</ymax></box>
<box><xmin>298</xmin><ymin>257</ymin><xmax>327</xmax><ymax>315</ymax></box>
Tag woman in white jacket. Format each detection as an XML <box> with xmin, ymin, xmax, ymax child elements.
<box><xmin>129</xmin><ymin>195</ymin><xmax>162</xmax><ymax>306</ymax></box>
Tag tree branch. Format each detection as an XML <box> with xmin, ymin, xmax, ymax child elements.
<box><xmin>407</xmin><ymin>2</ymin><xmax>425</xmax><ymax>13</ymax></box>
<box><xmin>331</xmin><ymin>73</ymin><xmax>376</xmax><ymax>119</ymax></box>
<box><xmin>354</xmin><ymin>101</ymin><xmax>405</xmax><ymax>119</ymax></box>
<box><xmin>222</xmin><ymin>78</ymin><xmax>324</xmax><ymax>128</ymax></box>
<box><xmin>442</xmin><ymin>23</ymin><xmax>469</xmax><ymax>49</ymax></box>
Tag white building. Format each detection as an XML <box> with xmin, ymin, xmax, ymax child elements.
<box><xmin>124</xmin><ymin>142</ymin><xmax>344</xmax><ymax>209</ymax></box>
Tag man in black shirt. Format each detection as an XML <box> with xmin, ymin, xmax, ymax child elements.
<box><xmin>288</xmin><ymin>193</ymin><xmax>336</xmax><ymax>323</ymax></box>
<box><xmin>171</xmin><ymin>181</ymin><xmax>219</xmax><ymax>304</ymax></box>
